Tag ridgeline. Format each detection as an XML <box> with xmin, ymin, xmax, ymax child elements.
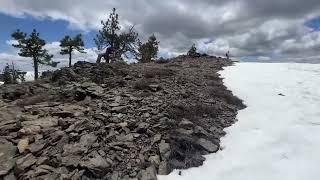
<box><xmin>0</xmin><ymin>56</ymin><xmax>245</xmax><ymax>180</ymax></box>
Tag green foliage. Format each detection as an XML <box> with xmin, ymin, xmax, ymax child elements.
<box><xmin>11</xmin><ymin>29</ymin><xmax>59</xmax><ymax>80</ymax></box>
<box><xmin>94</xmin><ymin>8</ymin><xmax>139</xmax><ymax>59</ymax></box>
<box><xmin>60</xmin><ymin>34</ymin><xmax>86</xmax><ymax>67</ymax></box>
<box><xmin>137</xmin><ymin>34</ymin><xmax>159</xmax><ymax>63</ymax></box>
<box><xmin>2</xmin><ymin>63</ymin><xmax>26</xmax><ymax>84</ymax></box>
<box><xmin>187</xmin><ymin>44</ymin><xmax>198</xmax><ymax>57</ymax></box>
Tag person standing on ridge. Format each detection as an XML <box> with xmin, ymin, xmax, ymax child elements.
<box><xmin>96</xmin><ymin>47</ymin><xmax>114</xmax><ymax>63</ymax></box>
<box><xmin>226</xmin><ymin>51</ymin><xmax>230</xmax><ymax>60</ymax></box>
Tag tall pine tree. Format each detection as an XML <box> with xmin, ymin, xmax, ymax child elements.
<box><xmin>60</xmin><ymin>34</ymin><xmax>86</xmax><ymax>67</ymax></box>
<box><xmin>94</xmin><ymin>8</ymin><xmax>139</xmax><ymax>60</ymax></box>
<box><xmin>11</xmin><ymin>29</ymin><xmax>59</xmax><ymax>80</ymax></box>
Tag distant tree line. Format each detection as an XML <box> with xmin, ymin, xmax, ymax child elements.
<box><xmin>9</xmin><ymin>8</ymin><xmax>208</xmax><ymax>81</ymax></box>
<box><xmin>0</xmin><ymin>63</ymin><xmax>26</xmax><ymax>84</ymax></box>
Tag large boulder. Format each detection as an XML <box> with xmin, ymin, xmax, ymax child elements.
<box><xmin>0</xmin><ymin>140</ymin><xmax>17</xmax><ymax>176</ymax></box>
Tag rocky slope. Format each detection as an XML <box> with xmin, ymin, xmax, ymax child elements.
<box><xmin>0</xmin><ymin>56</ymin><xmax>245</xmax><ymax>180</ymax></box>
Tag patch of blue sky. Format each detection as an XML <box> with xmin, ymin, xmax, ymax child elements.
<box><xmin>0</xmin><ymin>13</ymin><xmax>97</xmax><ymax>52</ymax></box>
<box><xmin>305</xmin><ymin>16</ymin><xmax>320</xmax><ymax>31</ymax></box>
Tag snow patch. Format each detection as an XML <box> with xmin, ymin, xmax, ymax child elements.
<box><xmin>158</xmin><ymin>62</ymin><xmax>320</xmax><ymax>180</ymax></box>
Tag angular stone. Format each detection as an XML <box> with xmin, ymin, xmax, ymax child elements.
<box><xmin>28</xmin><ymin>141</ymin><xmax>45</xmax><ymax>153</ymax></box>
<box><xmin>111</xmin><ymin>106</ymin><xmax>127</xmax><ymax>113</ymax></box>
<box><xmin>148</xmin><ymin>84</ymin><xmax>161</xmax><ymax>92</ymax></box>
<box><xmin>61</xmin><ymin>155</ymin><xmax>81</xmax><ymax>167</ymax></box>
<box><xmin>140</xmin><ymin>166</ymin><xmax>157</xmax><ymax>180</ymax></box>
<box><xmin>22</xmin><ymin>117</ymin><xmax>58</xmax><ymax>128</ymax></box>
<box><xmin>196</xmin><ymin>138</ymin><xmax>219</xmax><ymax>153</ymax></box>
<box><xmin>110</xmin><ymin>103</ymin><xmax>120</xmax><ymax>107</ymax></box>
<box><xmin>158</xmin><ymin>161</ymin><xmax>169</xmax><ymax>175</ymax></box>
<box><xmin>158</xmin><ymin>140</ymin><xmax>170</xmax><ymax>160</ymax></box>
<box><xmin>63</xmin><ymin>143</ymin><xmax>86</xmax><ymax>155</ymax></box>
<box><xmin>178</xmin><ymin>119</ymin><xmax>193</xmax><ymax>127</ymax></box>
<box><xmin>79</xmin><ymin>133</ymin><xmax>97</xmax><ymax>147</ymax></box>
<box><xmin>149</xmin><ymin>155</ymin><xmax>160</xmax><ymax>167</ymax></box>
<box><xmin>3</xmin><ymin>172</ymin><xmax>16</xmax><ymax>180</ymax></box>
<box><xmin>176</xmin><ymin>128</ymin><xmax>193</xmax><ymax>135</ymax></box>
<box><xmin>15</xmin><ymin>153</ymin><xmax>37</xmax><ymax>173</ymax></box>
<box><xmin>80</xmin><ymin>152</ymin><xmax>110</xmax><ymax>176</ymax></box>
<box><xmin>0</xmin><ymin>140</ymin><xmax>16</xmax><ymax>176</ymax></box>
<box><xmin>136</xmin><ymin>122</ymin><xmax>149</xmax><ymax>133</ymax></box>
<box><xmin>151</xmin><ymin>134</ymin><xmax>162</xmax><ymax>145</ymax></box>
<box><xmin>117</xmin><ymin>134</ymin><xmax>134</xmax><ymax>142</ymax></box>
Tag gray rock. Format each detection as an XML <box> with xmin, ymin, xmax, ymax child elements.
<box><xmin>28</xmin><ymin>140</ymin><xmax>46</xmax><ymax>153</ymax></box>
<box><xmin>15</xmin><ymin>153</ymin><xmax>37</xmax><ymax>173</ymax></box>
<box><xmin>0</xmin><ymin>140</ymin><xmax>16</xmax><ymax>176</ymax></box>
<box><xmin>111</xmin><ymin>106</ymin><xmax>127</xmax><ymax>113</ymax></box>
<box><xmin>151</xmin><ymin>134</ymin><xmax>162</xmax><ymax>145</ymax></box>
<box><xmin>3</xmin><ymin>172</ymin><xmax>17</xmax><ymax>180</ymax></box>
<box><xmin>149</xmin><ymin>155</ymin><xmax>160</xmax><ymax>167</ymax></box>
<box><xmin>80</xmin><ymin>133</ymin><xmax>97</xmax><ymax>147</ymax></box>
<box><xmin>136</xmin><ymin>122</ymin><xmax>149</xmax><ymax>133</ymax></box>
<box><xmin>80</xmin><ymin>151</ymin><xmax>110</xmax><ymax>176</ymax></box>
<box><xmin>98</xmin><ymin>150</ymin><xmax>106</xmax><ymax>157</ymax></box>
<box><xmin>63</xmin><ymin>143</ymin><xmax>87</xmax><ymax>155</ymax></box>
<box><xmin>117</xmin><ymin>134</ymin><xmax>134</xmax><ymax>142</ymax></box>
<box><xmin>159</xmin><ymin>140</ymin><xmax>170</xmax><ymax>160</ymax></box>
<box><xmin>61</xmin><ymin>155</ymin><xmax>81</xmax><ymax>167</ymax></box>
<box><xmin>110</xmin><ymin>102</ymin><xmax>121</xmax><ymax>107</ymax></box>
<box><xmin>179</xmin><ymin>118</ymin><xmax>194</xmax><ymax>127</ymax></box>
<box><xmin>176</xmin><ymin>128</ymin><xmax>193</xmax><ymax>135</ymax></box>
<box><xmin>140</xmin><ymin>166</ymin><xmax>158</xmax><ymax>180</ymax></box>
<box><xmin>22</xmin><ymin>117</ymin><xmax>58</xmax><ymax>128</ymax></box>
<box><xmin>111</xmin><ymin>171</ymin><xmax>119</xmax><ymax>180</ymax></box>
<box><xmin>148</xmin><ymin>84</ymin><xmax>161</xmax><ymax>92</ymax></box>
<box><xmin>194</xmin><ymin>126</ymin><xmax>209</xmax><ymax>136</ymax></box>
<box><xmin>158</xmin><ymin>161</ymin><xmax>168</xmax><ymax>175</ymax></box>
<box><xmin>196</xmin><ymin>138</ymin><xmax>219</xmax><ymax>153</ymax></box>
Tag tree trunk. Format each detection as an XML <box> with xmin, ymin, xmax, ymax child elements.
<box><xmin>33</xmin><ymin>58</ymin><xmax>39</xmax><ymax>80</ymax></box>
<box><xmin>69</xmin><ymin>52</ymin><xmax>72</xmax><ymax>67</ymax></box>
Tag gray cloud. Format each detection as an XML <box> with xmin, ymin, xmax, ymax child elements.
<box><xmin>0</xmin><ymin>0</ymin><xmax>320</xmax><ymax>64</ymax></box>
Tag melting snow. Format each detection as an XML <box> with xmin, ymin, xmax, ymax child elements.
<box><xmin>158</xmin><ymin>62</ymin><xmax>320</xmax><ymax>180</ymax></box>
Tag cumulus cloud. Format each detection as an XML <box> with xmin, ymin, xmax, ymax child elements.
<box><xmin>0</xmin><ymin>0</ymin><xmax>320</xmax><ymax>63</ymax></box>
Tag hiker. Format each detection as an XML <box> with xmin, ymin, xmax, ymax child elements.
<box><xmin>96</xmin><ymin>47</ymin><xmax>113</xmax><ymax>63</ymax></box>
<box><xmin>226</xmin><ymin>51</ymin><xmax>230</xmax><ymax>60</ymax></box>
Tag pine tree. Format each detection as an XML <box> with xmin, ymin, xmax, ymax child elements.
<box><xmin>137</xmin><ymin>34</ymin><xmax>159</xmax><ymax>63</ymax></box>
<box><xmin>3</xmin><ymin>65</ymin><xmax>13</xmax><ymax>84</ymax></box>
<box><xmin>94</xmin><ymin>8</ymin><xmax>139</xmax><ymax>60</ymax></box>
<box><xmin>2</xmin><ymin>63</ymin><xmax>26</xmax><ymax>84</ymax></box>
<box><xmin>60</xmin><ymin>34</ymin><xmax>86</xmax><ymax>67</ymax></box>
<box><xmin>11</xmin><ymin>29</ymin><xmax>59</xmax><ymax>80</ymax></box>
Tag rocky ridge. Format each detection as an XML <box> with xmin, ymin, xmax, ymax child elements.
<box><xmin>0</xmin><ymin>56</ymin><xmax>245</xmax><ymax>180</ymax></box>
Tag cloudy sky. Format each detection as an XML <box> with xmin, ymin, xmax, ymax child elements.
<box><xmin>0</xmin><ymin>0</ymin><xmax>320</xmax><ymax>71</ymax></box>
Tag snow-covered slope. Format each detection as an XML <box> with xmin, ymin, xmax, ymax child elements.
<box><xmin>158</xmin><ymin>62</ymin><xmax>320</xmax><ymax>180</ymax></box>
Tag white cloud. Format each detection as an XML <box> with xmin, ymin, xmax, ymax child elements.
<box><xmin>0</xmin><ymin>0</ymin><xmax>320</xmax><ymax>63</ymax></box>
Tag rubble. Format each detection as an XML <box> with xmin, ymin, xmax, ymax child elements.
<box><xmin>0</xmin><ymin>56</ymin><xmax>245</xmax><ymax>179</ymax></box>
